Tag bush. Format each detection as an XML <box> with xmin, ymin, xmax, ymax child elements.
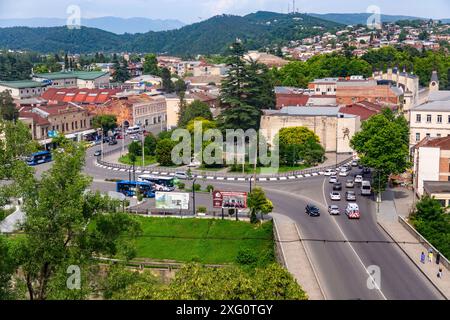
<box><xmin>193</xmin><ymin>184</ymin><xmax>201</xmax><ymax>192</ymax></box>
<box><xmin>178</xmin><ymin>183</ymin><xmax>185</xmax><ymax>190</ymax></box>
<box><xmin>236</xmin><ymin>248</ymin><xmax>258</xmax><ymax>266</ymax></box>
<box><xmin>206</xmin><ymin>185</ymin><xmax>214</xmax><ymax>193</ymax></box>
<box><xmin>197</xmin><ymin>206</ymin><xmax>207</xmax><ymax>214</ymax></box>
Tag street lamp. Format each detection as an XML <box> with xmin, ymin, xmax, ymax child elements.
<box><xmin>192</xmin><ymin>178</ymin><xmax>197</xmax><ymax>216</ymax></box>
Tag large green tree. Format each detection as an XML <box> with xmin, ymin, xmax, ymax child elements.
<box><xmin>247</xmin><ymin>187</ymin><xmax>274</xmax><ymax>223</ymax></box>
<box><xmin>92</xmin><ymin>114</ymin><xmax>117</xmax><ymax>134</ymax></box>
<box><xmin>178</xmin><ymin>100</ymin><xmax>213</xmax><ymax>127</ymax></box>
<box><xmin>156</xmin><ymin>138</ymin><xmax>177</xmax><ymax>166</ymax></box>
<box><xmin>351</xmin><ymin>108</ymin><xmax>410</xmax><ymax>193</ymax></box>
<box><xmin>0</xmin><ymin>90</ymin><xmax>18</xmax><ymax>122</ymax></box>
<box><xmin>161</xmin><ymin>68</ymin><xmax>174</xmax><ymax>93</ymax></box>
<box><xmin>3</xmin><ymin>139</ymin><xmax>141</xmax><ymax>300</ymax></box>
<box><xmin>143</xmin><ymin>53</ymin><xmax>160</xmax><ymax>76</ymax></box>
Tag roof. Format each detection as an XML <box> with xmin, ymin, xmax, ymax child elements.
<box><xmin>276</xmin><ymin>93</ymin><xmax>310</xmax><ymax>108</ymax></box>
<box><xmin>339</xmin><ymin>101</ymin><xmax>388</xmax><ymax>121</ymax></box>
<box><xmin>41</xmin><ymin>88</ymin><xmax>122</xmax><ymax>104</ymax></box>
<box><xmin>0</xmin><ymin>80</ymin><xmax>46</xmax><ymax>89</ymax></box>
<box><xmin>19</xmin><ymin>110</ymin><xmax>50</xmax><ymax>126</ymax></box>
<box><xmin>428</xmin><ymin>91</ymin><xmax>450</xmax><ymax>102</ymax></box>
<box><xmin>263</xmin><ymin>106</ymin><xmax>356</xmax><ymax>118</ymax></box>
<box><xmin>34</xmin><ymin>71</ymin><xmax>109</xmax><ymax>81</ymax></box>
<box><xmin>412</xmin><ymin>100</ymin><xmax>450</xmax><ymax>112</ymax></box>
<box><xmin>424</xmin><ymin>181</ymin><xmax>450</xmax><ymax>195</ymax></box>
<box><xmin>415</xmin><ymin>136</ymin><xmax>450</xmax><ymax>150</ymax></box>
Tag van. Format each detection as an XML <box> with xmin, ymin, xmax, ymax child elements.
<box><xmin>361</xmin><ymin>181</ymin><xmax>372</xmax><ymax>196</ymax></box>
<box><xmin>126</xmin><ymin>126</ymin><xmax>142</xmax><ymax>135</ymax></box>
<box><xmin>345</xmin><ymin>203</ymin><xmax>360</xmax><ymax>219</ymax></box>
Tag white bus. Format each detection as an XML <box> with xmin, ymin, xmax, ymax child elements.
<box><xmin>126</xmin><ymin>126</ymin><xmax>142</xmax><ymax>135</ymax></box>
<box><xmin>138</xmin><ymin>175</ymin><xmax>176</xmax><ymax>192</ymax></box>
<box><xmin>361</xmin><ymin>181</ymin><xmax>372</xmax><ymax>196</ymax></box>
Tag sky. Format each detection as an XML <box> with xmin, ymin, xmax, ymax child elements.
<box><xmin>0</xmin><ymin>0</ymin><xmax>449</xmax><ymax>23</ymax></box>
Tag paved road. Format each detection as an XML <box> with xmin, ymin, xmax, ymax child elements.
<box><xmin>33</xmin><ymin>146</ymin><xmax>445</xmax><ymax>300</ymax></box>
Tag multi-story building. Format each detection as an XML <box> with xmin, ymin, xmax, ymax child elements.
<box><xmin>260</xmin><ymin>106</ymin><xmax>361</xmax><ymax>153</ymax></box>
<box><xmin>0</xmin><ymin>80</ymin><xmax>48</xmax><ymax>100</ymax></box>
<box><xmin>336</xmin><ymin>79</ymin><xmax>403</xmax><ymax>106</ymax></box>
<box><xmin>33</xmin><ymin>71</ymin><xmax>110</xmax><ymax>89</ymax></box>
<box><xmin>90</xmin><ymin>94</ymin><xmax>167</xmax><ymax>135</ymax></box>
<box><xmin>413</xmin><ymin>136</ymin><xmax>450</xmax><ymax>196</ymax></box>
<box><xmin>19</xmin><ymin>103</ymin><xmax>94</xmax><ymax>144</ymax></box>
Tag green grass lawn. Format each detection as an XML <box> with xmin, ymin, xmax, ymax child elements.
<box><xmin>118</xmin><ymin>154</ymin><xmax>157</xmax><ymax>166</ymax></box>
<box><xmin>134</xmin><ymin>217</ymin><xmax>274</xmax><ymax>265</ymax></box>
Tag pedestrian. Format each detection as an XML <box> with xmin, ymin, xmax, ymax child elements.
<box><xmin>428</xmin><ymin>249</ymin><xmax>433</xmax><ymax>263</ymax></box>
<box><xmin>437</xmin><ymin>268</ymin><xmax>443</xmax><ymax>279</ymax></box>
<box><xmin>436</xmin><ymin>253</ymin><xmax>441</xmax><ymax>265</ymax></box>
<box><xmin>420</xmin><ymin>252</ymin><xmax>426</xmax><ymax>264</ymax></box>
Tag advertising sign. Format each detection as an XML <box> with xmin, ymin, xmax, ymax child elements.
<box><xmin>213</xmin><ymin>191</ymin><xmax>248</xmax><ymax>209</ymax></box>
<box><xmin>155</xmin><ymin>192</ymin><xmax>190</xmax><ymax>210</ymax></box>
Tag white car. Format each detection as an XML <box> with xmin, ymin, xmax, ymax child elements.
<box><xmin>175</xmin><ymin>172</ymin><xmax>191</xmax><ymax>180</ymax></box>
<box><xmin>345</xmin><ymin>203</ymin><xmax>361</xmax><ymax>219</ymax></box>
<box><xmin>329</xmin><ymin>176</ymin><xmax>338</xmax><ymax>184</ymax></box>
<box><xmin>339</xmin><ymin>170</ymin><xmax>349</xmax><ymax>177</ymax></box>
<box><xmin>330</xmin><ymin>192</ymin><xmax>341</xmax><ymax>201</ymax></box>
<box><xmin>354</xmin><ymin>175</ymin><xmax>364</xmax><ymax>184</ymax></box>
<box><xmin>324</xmin><ymin>169</ymin><xmax>337</xmax><ymax>176</ymax></box>
<box><xmin>328</xmin><ymin>205</ymin><xmax>340</xmax><ymax>215</ymax></box>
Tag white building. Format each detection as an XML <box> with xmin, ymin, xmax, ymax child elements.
<box><xmin>32</xmin><ymin>71</ymin><xmax>110</xmax><ymax>89</ymax></box>
<box><xmin>0</xmin><ymin>80</ymin><xmax>48</xmax><ymax>100</ymax></box>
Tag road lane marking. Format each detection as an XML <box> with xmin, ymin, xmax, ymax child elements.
<box><xmin>321</xmin><ymin>178</ymin><xmax>388</xmax><ymax>301</ymax></box>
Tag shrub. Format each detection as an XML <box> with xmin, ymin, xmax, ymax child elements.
<box><xmin>197</xmin><ymin>206</ymin><xmax>207</xmax><ymax>214</ymax></box>
<box><xmin>177</xmin><ymin>182</ymin><xmax>185</xmax><ymax>190</ymax></box>
<box><xmin>206</xmin><ymin>185</ymin><xmax>214</xmax><ymax>193</ymax></box>
<box><xmin>236</xmin><ymin>248</ymin><xmax>258</xmax><ymax>266</ymax></box>
<box><xmin>193</xmin><ymin>183</ymin><xmax>201</xmax><ymax>192</ymax></box>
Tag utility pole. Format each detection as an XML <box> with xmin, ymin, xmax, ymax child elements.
<box><xmin>192</xmin><ymin>178</ymin><xmax>197</xmax><ymax>216</ymax></box>
<box><xmin>141</xmin><ymin>130</ymin><xmax>145</xmax><ymax>168</ymax></box>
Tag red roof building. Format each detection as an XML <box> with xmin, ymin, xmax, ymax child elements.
<box><xmin>41</xmin><ymin>88</ymin><xmax>123</xmax><ymax>105</ymax></box>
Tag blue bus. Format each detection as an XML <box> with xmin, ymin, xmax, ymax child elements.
<box><xmin>116</xmin><ymin>181</ymin><xmax>156</xmax><ymax>198</ymax></box>
<box><xmin>26</xmin><ymin>151</ymin><xmax>52</xmax><ymax>166</ymax></box>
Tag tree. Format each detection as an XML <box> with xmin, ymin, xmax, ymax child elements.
<box><xmin>113</xmin><ymin>57</ymin><xmax>131</xmax><ymax>83</ymax></box>
<box><xmin>277</xmin><ymin>127</ymin><xmax>324</xmax><ymax>167</ymax></box>
<box><xmin>143</xmin><ymin>53</ymin><xmax>160</xmax><ymax>76</ymax></box>
<box><xmin>0</xmin><ymin>90</ymin><xmax>19</xmax><ymax>122</ymax></box>
<box><xmin>156</xmin><ymin>138</ymin><xmax>177</xmax><ymax>166</ymax></box>
<box><xmin>178</xmin><ymin>100</ymin><xmax>213</xmax><ymax>127</ymax></box>
<box><xmin>92</xmin><ymin>114</ymin><xmax>117</xmax><ymax>134</ymax></box>
<box><xmin>247</xmin><ymin>187</ymin><xmax>274</xmax><ymax>223</ymax></box>
<box><xmin>4</xmin><ymin>140</ymin><xmax>141</xmax><ymax>300</ymax></box>
<box><xmin>351</xmin><ymin>108</ymin><xmax>410</xmax><ymax>194</ymax></box>
<box><xmin>144</xmin><ymin>133</ymin><xmax>157</xmax><ymax>156</ymax></box>
<box><xmin>161</xmin><ymin>68</ymin><xmax>174</xmax><ymax>93</ymax></box>
<box><xmin>174</xmin><ymin>79</ymin><xmax>187</xmax><ymax>94</ymax></box>
<box><xmin>244</xmin><ymin>61</ymin><xmax>276</xmax><ymax>110</ymax></box>
<box><xmin>0</xmin><ymin>236</ymin><xmax>16</xmax><ymax>300</ymax></box>
<box><xmin>128</xmin><ymin>141</ymin><xmax>142</xmax><ymax>157</ymax></box>
<box><xmin>220</xmin><ymin>40</ymin><xmax>247</xmax><ymax>108</ymax></box>
<box><xmin>217</xmin><ymin>105</ymin><xmax>262</xmax><ymax>132</ymax></box>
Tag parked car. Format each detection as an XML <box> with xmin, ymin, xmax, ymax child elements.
<box><xmin>363</xmin><ymin>167</ymin><xmax>371</xmax><ymax>174</ymax></box>
<box><xmin>346</xmin><ymin>191</ymin><xmax>357</xmax><ymax>201</ymax></box>
<box><xmin>345</xmin><ymin>203</ymin><xmax>361</xmax><ymax>219</ymax></box>
<box><xmin>354</xmin><ymin>175</ymin><xmax>364</xmax><ymax>184</ymax></box>
<box><xmin>329</xmin><ymin>176</ymin><xmax>338</xmax><ymax>184</ymax></box>
<box><xmin>324</xmin><ymin>169</ymin><xmax>337</xmax><ymax>176</ymax></box>
<box><xmin>330</xmin><ymin>192</ymin><xmax>341</xmax><ymax>201</ymax></box>
<box><xmin>333</xmin><ymin>182</ymin><xmax>343</xmax><ymax>191</ymax></box>
<box><xmin>351</xmin><ymin>160</ymin><xmax>359</xmax><ymax>167</ymax></box>
<box><xmin>328</xmin><ymin>205</ymin><xmax>340</xmax><ymax>216</ymax></box>
<box><xmin>306</xmin><ymin>205</ymin><xmax>320</xmax><ymax>217</ymax></box>
<box><xmin>108</xmin><ymin>139</ymin><xmax>118</xmax><ymax>146</ymax></box>
<box><xmin>346</xmin><ymin>179</ymin><xmax>355</xmax><ymax>188</ymax></box>
<box><xmin>94</xmin><ymin>150</ymin><xmax>102</xmax><ymax>157</ymax></box>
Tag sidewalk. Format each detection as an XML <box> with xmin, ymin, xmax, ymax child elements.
<box><xmin>377</xmin><ymin>188</ymin><xmax>450</xmax><ymax>299</ymax></box>
<box><xmin>272</xmin><ymin>213</ymin><xmax>324</xmax><ymax>300</ymax></box>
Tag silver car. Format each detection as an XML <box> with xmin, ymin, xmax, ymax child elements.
<box><xmin>328</xmin><ymin>205</ymin><xmax>340</xmax><ymax>215</ymax></box>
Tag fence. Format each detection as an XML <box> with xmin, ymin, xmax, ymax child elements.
<box><xmin>399</xmin><ymin>216</ymin><xmax>450</xmax><ymax>271</ymax></box>
<box><xmin>98</xmin><ymin>148</ymin><xmax>354</xmax><ymax>180</ymax></box>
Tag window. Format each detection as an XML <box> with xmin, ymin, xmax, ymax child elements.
<box><xmin>416</xmin><ymin>133</ymin><xmax>421</xmax><ymax>142</ymax></box>
<box><xmin>437</xmin><ymin>134</ymin><xmax>442</xmax><ymax>137</ymax></box>
<box><xmin>438</xmin><ymin>115</ymin><xmax>443</xmax><ymax>124</ymax></box>
<box><xmin>426</xmin><ymin>133</ymin><xmax>431</xmax><ymax>138</ymax></box>
<box><xmin>427</xmin><ymin>115</ymin><xmax>432</xmax><ymax>123</ymax></box>
<box><xmin>416</xmin><ymin>114</ymin><xmax>422</xmax><ymax>123</ymax></box>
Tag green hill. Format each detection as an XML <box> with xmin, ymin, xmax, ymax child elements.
<box><xmin>0</xmin><ymin>11</ymin><xmax>342</xmax><ymax>55</ymax></box>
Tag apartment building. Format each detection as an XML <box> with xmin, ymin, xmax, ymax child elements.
<box><xmin>413</xmin><ymin>136</ymin><xmax>450</xmax><ymax>196</ymax></box>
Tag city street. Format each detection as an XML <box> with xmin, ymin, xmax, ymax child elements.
<box><xmin>73</xmin><ymin>148</ymin><xmax>445</xmax><ymax>300</ymax></box>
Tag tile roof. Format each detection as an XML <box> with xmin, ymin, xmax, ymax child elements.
<box><xmin>415</xmin><ymin>136</ymin><xmax>450</xmax><ymax>150</ymax></box>
<box><xmin>41</xmin><ymin>88</ymin><xmax>122</xmax><ymax>104</ymax></box>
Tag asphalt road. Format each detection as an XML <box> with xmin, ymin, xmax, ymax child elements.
<box><xmin>32</xmin><ymin>145</ymin><xmax>445</xmax><ymax>300</ymax></box>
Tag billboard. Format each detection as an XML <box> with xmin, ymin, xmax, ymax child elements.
<box><xmin>213</xmin><ymin>191</ymin><xmax>248</xmax><ymax>209</ymax></box>
<box><xmin>155</xmin><ymin>192</ymin><xmax>190</xmax><ymax>210</ymax></box>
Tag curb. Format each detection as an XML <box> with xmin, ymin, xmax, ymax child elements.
<box><xmin>377</xmin><ymin>221</ymin><xmax>448</xmax><ymax>300</ymax></box>
<box><xmin>95</xmin><ymin>158</ymin><xmax>355</xmax><ymax>183</ymax></box>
